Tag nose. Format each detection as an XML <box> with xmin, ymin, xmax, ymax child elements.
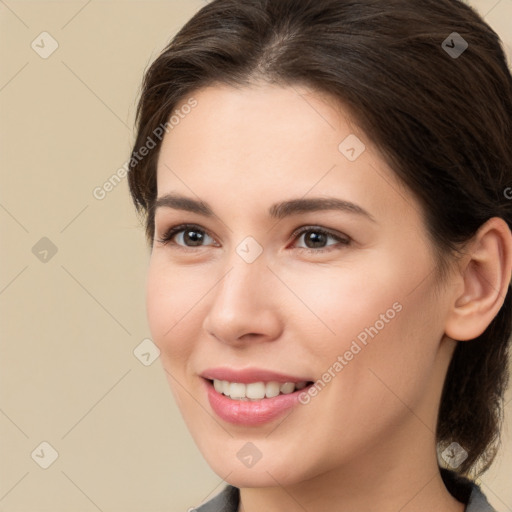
<box><xmin>202</xmin><ymin>252</ymin><xmax>283</xmax><ymax>346</ymax></box>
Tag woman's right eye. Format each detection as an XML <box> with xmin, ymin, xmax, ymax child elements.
<box><xmin>156</xmin><ymin>224</ymin><xmax>216</xmax><ymax>249</ymax></box>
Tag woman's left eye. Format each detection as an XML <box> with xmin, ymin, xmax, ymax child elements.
<box><xmin>290</xmin><ymin>226</ymin><xmax>351</xmax><ymax>253</ymax></box>
<box><xmin>156</xmin><ymin>224</ymin><xmax>351</xmax><ymax>253</ymax></box>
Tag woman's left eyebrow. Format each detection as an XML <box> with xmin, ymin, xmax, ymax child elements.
<box><xmin>154</xmin><ymin>193</ymin><xmax>376</xmax><ymax>223</ymax></box>
<box><xmin>269</xmin><ymin>197</ymin><xmax>376</xmax><ymax>223</ymax></box>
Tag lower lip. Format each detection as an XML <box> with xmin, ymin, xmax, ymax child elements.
<box><xmin>204</xmin><ymin>379</ymin><xmax>311</xmax><ymax>426</ymax></box>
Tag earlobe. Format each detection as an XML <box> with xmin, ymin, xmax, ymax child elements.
<box><xmin>445</xmin><ymin>217</ymin><xmax>512</xmax><ymax>342</ymax></box>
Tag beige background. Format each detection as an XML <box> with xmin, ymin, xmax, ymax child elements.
<box><xmin>0</xmin><ymin>1</ymin><xmax>511</xmax><ymax>511</ymax></box>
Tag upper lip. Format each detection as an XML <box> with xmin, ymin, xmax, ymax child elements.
<box><xmin>200</xmin><ymin>367</ymin><xmax>312</xmax><ymax>384</ymax></box>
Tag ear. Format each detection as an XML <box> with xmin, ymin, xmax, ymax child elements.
<box><xmin>445</xmin><ymin>217</ymin><xmax>512</xmax><ymax>341</ymax></box>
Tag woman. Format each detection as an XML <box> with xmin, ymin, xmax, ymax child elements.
<box><xmin>127</xmin><ymin>0</ymin><xmax>512</xmax><ymax>510</ymax></box>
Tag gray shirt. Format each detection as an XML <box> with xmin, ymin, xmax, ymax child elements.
<box><xmin>192</xmin><ymin>469</ymin><xmax>496</xmax><ymax>512</ymax></box>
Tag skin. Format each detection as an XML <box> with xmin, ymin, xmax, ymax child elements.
<box><xmin>146</xmin><ymin>83</ymin><xmax>512</xmax><ymax>512</ymax></box>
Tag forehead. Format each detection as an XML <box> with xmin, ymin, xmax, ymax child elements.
<box><xmin>155</xmin><ymin>83</ymin><xmax>412</xmax><ymax>224</ymax></box>
<box><xmin>160</xmin><ymin>84</ymin><xmax>355</xmax><ymax>180</ymax></box>
<box><xmin>163</xmin><ymin>82</ymin><xmax>358</xmax><ymax>156</ymax></box>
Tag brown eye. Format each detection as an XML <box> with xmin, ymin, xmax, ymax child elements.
<box><xmin>156</xmin><ymin>224</ymin><xmax>216</xmax><ymax>248</ymax></box>
<box><xmin>291</xmin><ymin>227</ymin><xmax>351</xmax><ymax>253</ymax></box>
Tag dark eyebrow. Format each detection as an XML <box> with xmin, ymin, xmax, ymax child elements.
<box><xmin>154</xmin><ymin>193</ymin><xmax>376</xmax><ymax>223</ymax></box>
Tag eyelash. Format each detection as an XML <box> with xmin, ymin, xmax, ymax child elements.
<box><xmin>155</xmin><ymin>223</ymin><xmax>351</xmax><ymax>254</ymax></box>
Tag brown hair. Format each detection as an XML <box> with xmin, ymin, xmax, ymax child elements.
<box><xmin>128</xmin><ymin>0</ymin><xmax>512</xmax><ymax>476</ymax></box>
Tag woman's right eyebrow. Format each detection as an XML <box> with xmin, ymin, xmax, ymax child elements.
<box><xmin>154</xmin><ymin>192</ymin><xmax>377</xmax><ymax>223</ymax></box>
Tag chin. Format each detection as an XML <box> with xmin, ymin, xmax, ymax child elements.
<box><xmin>201</xmin><ymin>445</ymin><xmax>313</xmax><ymax>488</ymax></box>
<box><xmin>223</xmin><ymin>465</ymin><xmax>301</xmax><ymax>488</ymax></box>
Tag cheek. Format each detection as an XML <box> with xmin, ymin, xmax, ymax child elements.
<box><xmin>287</xmin><ymin>249</ymin><xmax>439</xmax><ymax>396</ymax></box>
<box><xmin>145</xmin><ymin>258</ymin><xmax>201</xmax><ymax>365</ymax></box>
<box><xmin>333</xmin><ymin>276</ymin><xmax>442</xmax><ymax>422</ymax></box>
<box><xmin>278</xmin><ymin>259</ymin><xmax>405</xmax><ymax>355</ymax></box>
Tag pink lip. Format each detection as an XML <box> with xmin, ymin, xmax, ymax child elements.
<box><xmin>203</xmin><ymin>378</ymin><xmax>313</xmax><ymax>426</ymax></box>
<box><xmin>200</xmin><ymin>367</ymin><xmax>311</xmax><ymax>384</ymax></box>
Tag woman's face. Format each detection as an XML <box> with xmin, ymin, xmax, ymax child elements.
<box><xmin>147</xmin><ymin>83</ymin><xmax>456</xmax><ymax>486</ymax></box>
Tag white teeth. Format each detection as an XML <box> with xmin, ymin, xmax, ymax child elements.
<box><xmin>212</xmin><ymin>379</ymin><xmax>308</xmax><ymax>400</ymax></box>
<box><xmin>280</xmin><ymin>382</ymin><xmax>295</xmax><ymax>394</ymax></box>
<box><xmin>246</xmin><ymin>382</ymin><xmax>266</xmax><ymax>399</ymax></box>
<box><xmin>213</xmin><ymin>379</ymin><xmax>223</xmax><ymax>393</ymax></box>
<box><xmin>265</xmin><ymin>381</ymin><xmax>280</xmax><ymax>398</ymax></box>
<box><xmin>229</xmin><ymin>382</ymin><xmax>246</xmax><ymax>399</ymax></box>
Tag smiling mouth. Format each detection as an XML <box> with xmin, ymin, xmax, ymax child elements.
<box><xmin>207</xmin><ymin>378</ymin><xmax>314</xmax><ymax>401</ymax></box>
